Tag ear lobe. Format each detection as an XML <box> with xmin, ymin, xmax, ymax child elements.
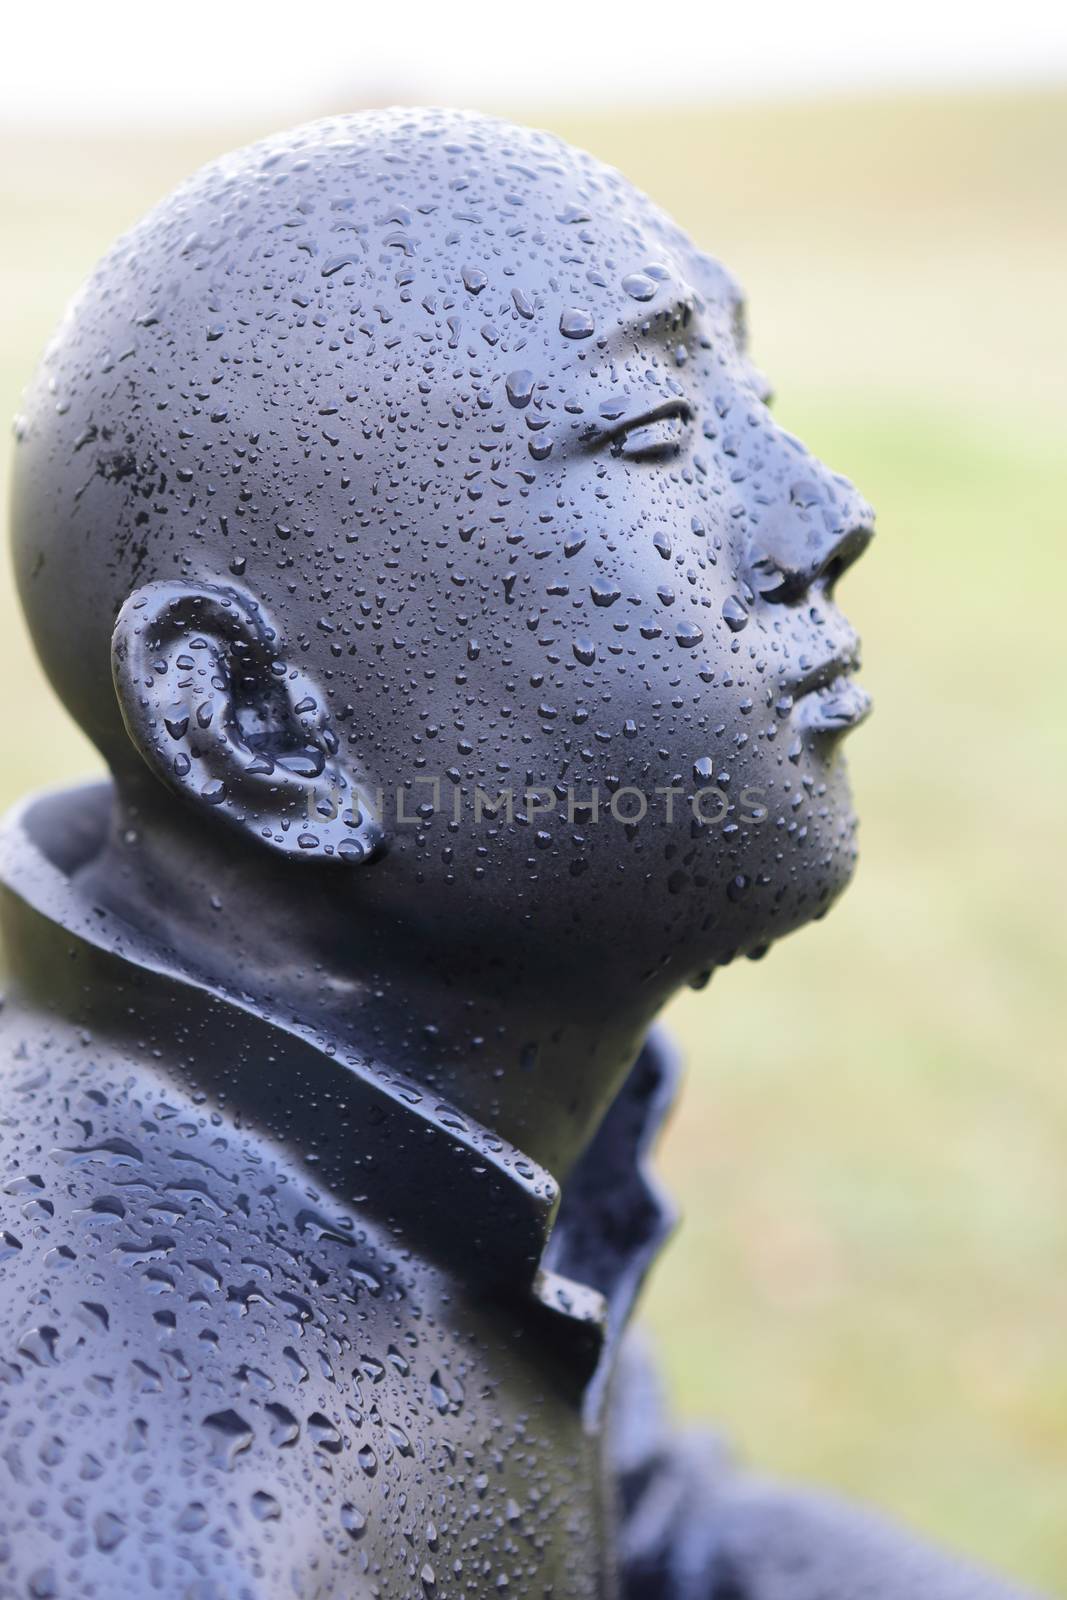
<box><xmin>111</xmin><ymin>580</ymin><xmax>385</xmax><ymax>864</ymax></box>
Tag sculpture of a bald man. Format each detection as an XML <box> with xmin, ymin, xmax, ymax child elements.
<box><xmin>2</xmin><ymin>109</ymin><xmax>1037</xmax><ymax>1598</ymax></box>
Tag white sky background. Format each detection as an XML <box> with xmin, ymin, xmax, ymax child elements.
<box><xmin>5</xmin><ymin>0</ymin><xmax>1067</xmax><ymax>124</ymax></box>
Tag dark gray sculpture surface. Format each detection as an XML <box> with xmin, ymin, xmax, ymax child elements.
<box><xmin>1</xmin><ymin>109</ymin><xmax>1040</xmax><ymax>1598</ymax></box>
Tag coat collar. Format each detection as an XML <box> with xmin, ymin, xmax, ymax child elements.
<box><xmin>0</xmin><ymin>782</ymin><xmax>680</xmax><ymax>1412</ymax></box>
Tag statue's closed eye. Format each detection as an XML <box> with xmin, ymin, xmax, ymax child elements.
<box><xmin>613</xmin><ymin>408</ymin><xmax>691</xmax><ymax>460</ymax></box>
<box><xmin>584</xmin><ymin>399</ymin><xmax>692</xmax><ymax>460</ymax></box>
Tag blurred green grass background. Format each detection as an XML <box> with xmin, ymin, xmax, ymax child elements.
<box><xmin>3</xmin><ymin>88</ymin><xmax>1065</xmax><ymax>1588</ymax></box>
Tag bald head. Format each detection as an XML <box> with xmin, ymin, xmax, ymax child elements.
<box><xmin>11</xmin><ymin>107</ymin><xmax>726</xmax><ymax>766</ymax></box>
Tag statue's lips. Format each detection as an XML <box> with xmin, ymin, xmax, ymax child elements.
<box><xmin>793</xmin><ymin>674</ymin><xmax>872</xmax><ymax>732</ymax></box>
<box><xmin>786</xmin><ymin>654</ymin><xmax>871</xmax><ymax>732</ymax></box>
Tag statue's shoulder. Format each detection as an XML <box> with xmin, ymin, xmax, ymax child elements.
<box><xmin>0</xmin><ymin>1004</ymin><xmax>392</xmax><ymax>1592</ymax></box>
<box><xmin>0</xmin><ymin>1005</ymin><xmax>606</xmax><ymax>1598</ymax></box>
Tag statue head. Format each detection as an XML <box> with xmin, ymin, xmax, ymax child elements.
<box><xmin>10</xmin><ymin>108</ymin><xmax>872</xmax><ymax>1046</ymax></box>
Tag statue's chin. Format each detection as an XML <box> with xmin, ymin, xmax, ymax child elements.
<box><xmin>707</xmin><ymin>818</ymin><xmax>860</xmax><ymax>970</ymax></box>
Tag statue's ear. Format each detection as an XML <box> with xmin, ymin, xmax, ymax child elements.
<box><xmin>111</xmin><ymin>580</ymin><xmax>384</xmax><ymax>864</ymax></box>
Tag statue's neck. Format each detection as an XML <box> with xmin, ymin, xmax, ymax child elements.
<box><xmin>74</xmin><ymin>780</ymin><xmax>668</xmax><ymax>1180</ymax></box>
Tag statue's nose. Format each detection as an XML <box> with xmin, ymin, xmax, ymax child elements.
<box><xmin>748</xmin><ymin>470</ymin><xmax>874</xmax><ymax>604</ymax></box>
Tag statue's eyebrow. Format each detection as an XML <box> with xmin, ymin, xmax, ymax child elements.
<box><xmin>608</xmin><ymin>293</ymin><xmax>700</xmax><ymax>347</ymax></box>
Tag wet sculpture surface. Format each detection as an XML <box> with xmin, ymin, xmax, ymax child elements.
<box><xmin>1</xmin><ymin>109</ymin><xmax>1038</xmax><ymax>1597</ymax></box>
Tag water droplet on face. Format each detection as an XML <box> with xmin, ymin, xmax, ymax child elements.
<box><xmin>622</xmin><ymin>271</ymin><xmax>657</xmax><ymax>301</ymax></box>
<box><xmin>18</xmin><ymin>1325</ymin><xmax>59</xmax><ymax>1365</ymax></box>
<box><xmin>177</xmin><ymin>1502</ymin><xmax>208</xmax><ymax>1534</ymax></box>
<box><xmin>90</xmin><ymin>1509</ymin><xmax>126</xmax><ymax>1552</ymax></box>
<box><xmin>264</xmin><ymin>1401</ymin><xmax>300</xmax><ymax>1447</ymax></box>
<box><xmin>559</xmin><ymin>307</ymin><xmax>595</xmax><ymax>340</ymax></box>
<box><xmin>505</xmin><ymin>369</ymin><xmax>535</xmax><ymax>408</ymax></box>
<box><xmin>341</xmin><ymin>1502</ymin><xmax>367</xmax><ymax>1539</ymax></box>
<box><xmin>428</xmin><ymin>1368</ymin><xmax>464</xmax><ymax>1414</ymax></box>
<box><xmin>308</xmin><ymin>1412</ymin><xmax>343</xmax><ymax>1454</ymax></box>
<box><xmin>251</xmin><ymin>1490</ymin><xmax>281</xmax><ymax>1522</ymax></box>
<box><xmin>321</xmin><ymin>252</ymin><xmax>359</xmax><ymax>278</ymax></box>
<box><xmin>387</xmin><ymin>1420</ymin><xmax>413</xmax><ymax>1455</ymax></box>
<box><xmin>722</xmin><ymin>595</ymin><xmax>749</xmax><ymax>632</ymax></box>
<box><xmin>201</xmin><ymin>1409</ymin><xmax>253</xmax><ymax>1469</ymax></box>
